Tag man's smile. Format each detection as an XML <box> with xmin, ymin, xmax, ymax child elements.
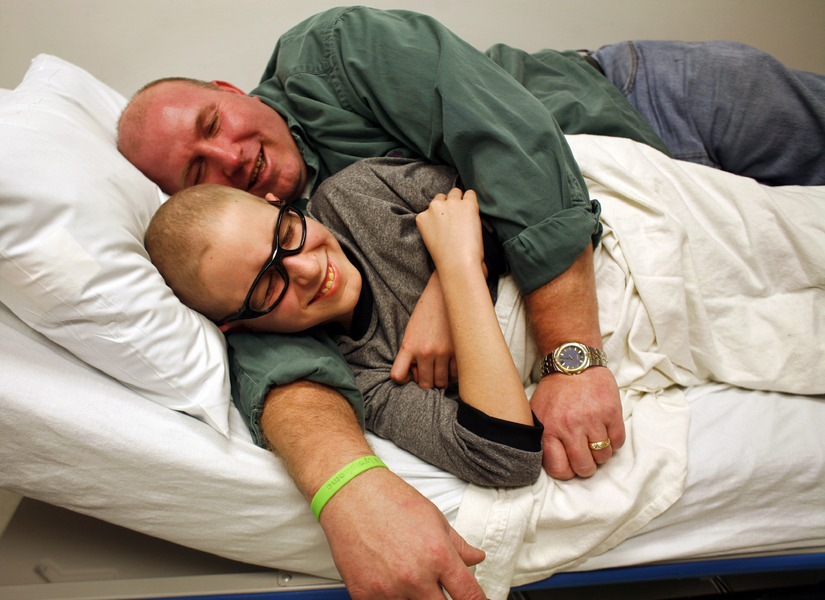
<box><xmin>249</xmin><ymin>149</ymin><xmax>264</xmax><ymax>190</ymax></box>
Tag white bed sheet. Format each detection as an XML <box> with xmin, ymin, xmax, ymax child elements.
<box><xmin>1</xmin><ymin>119</ymin><xmax>823</xmax><ymax>592</ymax></box>
<box><xmin>579</xmin><ymin>382</ymin><xmax>825</xmax><ymax>569</ymax></box>
<box><xmin>0</xmin><ymin>299</ymin><xmax>462</xmax><ymax>581</ymax></box>
<box><xmin>1</xmin><ymin>297</ymin><xmax>824</xmax><ymax>586</ymax></box>
<box><xmin>452</xmin><ymin>133</ymin><xmax>824</xmax><ymax>597</ymax></box>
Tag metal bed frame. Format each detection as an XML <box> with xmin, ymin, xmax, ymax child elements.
<box><xmin>154</xmin><ymin>553</ymin><xmax>825</xmax><ymax>599</ymax></box>
<box><xmin>2</xmin><ymin>496</ymin><xmax>824</xmax><ymax>600</ymax></box>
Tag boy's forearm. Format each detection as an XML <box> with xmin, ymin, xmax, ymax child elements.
<box><xmin>438</xmin><ymin>256</ymin><xmax>533</xmax><ymax>426</ymax></box>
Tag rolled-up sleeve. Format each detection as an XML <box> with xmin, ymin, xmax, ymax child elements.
<box><xmin>262</xmin><ymin>6</ymin><xmax>601</xmax><ymax>295</ymax></box>
<box><xmin>226</xmin><ymin>329</ymin><xmax>364</xmax><ymax>447</ymax></box>
<box><xmin>333</xmin><ymin>7</ymin><xmax>601</xmax><ymax>294</ymax></box>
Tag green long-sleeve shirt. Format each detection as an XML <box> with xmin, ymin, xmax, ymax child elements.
<box><xmin>230</xmin><ymin>6</ymin><xmax>669</xmax><ymax>443</ymax></box>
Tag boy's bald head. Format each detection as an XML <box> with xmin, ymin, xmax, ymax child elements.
<box><xmin>145</xmin><ymin>184</ymin><xmax>241</xmax><ymax>319</ymax></box>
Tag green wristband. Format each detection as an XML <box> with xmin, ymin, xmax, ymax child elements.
<box><xmin>311</xmin><ymin>455</ymin><xmax>388</xmax><ymax>521</ymax></box>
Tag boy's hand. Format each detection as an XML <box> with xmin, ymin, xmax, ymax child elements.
<box><xmin>416</xmin><ymin>188</ymin><xmax>484</xmax><ymax>269</ymax></box>
<box><xmin>391</xmin><ymin>271</ymin><xmax>458</xmax><ymax>389</ymax></box>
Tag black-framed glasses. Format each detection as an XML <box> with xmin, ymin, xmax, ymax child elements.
<box><xmin>219</xmin><ymin>203</ymin><xmax>306</xmax><ymax>325</ymax></box>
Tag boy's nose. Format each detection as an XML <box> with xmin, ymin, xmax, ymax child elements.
<box><xmin>281</xmin><ymin>251</ymin><xmax>321</xmax><ymax>287</ymax></box>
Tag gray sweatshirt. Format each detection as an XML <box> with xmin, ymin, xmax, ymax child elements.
<box><xmin>308</xmin><ymin>158</ymin><xmax>542</xmax><ymax>487</ymax></box>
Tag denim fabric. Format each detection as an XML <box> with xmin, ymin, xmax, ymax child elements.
<box><xmin>593</xmin><ymin>40</ymin><xmax>825</xmax><ymax>185</ymax></box>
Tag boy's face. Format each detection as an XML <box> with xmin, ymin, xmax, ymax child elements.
<box><xmin>201</xmin><ymin>195</ymin><xmax>362</xmax><ymax>333</ymax></box>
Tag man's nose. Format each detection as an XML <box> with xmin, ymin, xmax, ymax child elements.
<box><xmin>201</xmin><ymin>143</ymin><xmax>244</xmax><ymax>183</ymax></box>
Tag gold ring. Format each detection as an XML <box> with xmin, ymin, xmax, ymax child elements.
<box><xmin>589</xmin><ymin>439</ymin><xmax>611</xmax><ymax>451</ymax></box>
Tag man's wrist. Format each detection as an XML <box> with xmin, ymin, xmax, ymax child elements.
<box><xmin>311</xmin><ymin>456</ymin><xmax>388</xmax><ymax>520</ymax></box>
<box><xmin>540</xmin><ymin>342</ymin><xmax>609</xmax><ymax>377</ymax></box>
<box><xmin>525</xmin><ymin>245</ymin><xmax>604</xmax><ymax>354</ymax></box>
<box><xmin>260</xmin><ymin>381</ymin><xmax>376</xmax><ymax>501</ymax></box>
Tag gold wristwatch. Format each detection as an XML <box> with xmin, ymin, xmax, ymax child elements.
<box><xmin>540</xmin><ymin>342</ymin><xmax>609</xmax><ymax>377</ymax></box>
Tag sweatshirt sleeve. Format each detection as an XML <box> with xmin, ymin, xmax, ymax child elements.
<box><xmin>362</xmin><ymin>371</ymin><xmax>543</xmax><ymax>488</ymax></box>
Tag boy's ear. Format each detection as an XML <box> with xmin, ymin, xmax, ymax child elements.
<box><xmin>219</xmin><ymin>321</ymin><xmax>255</xmax><ymax>334</ymax></box>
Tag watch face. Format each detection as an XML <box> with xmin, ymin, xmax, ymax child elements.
<box><xmin>557</xmin><ymin>344</ymin><xmax>586</xmax><ymax>372</ymax></box>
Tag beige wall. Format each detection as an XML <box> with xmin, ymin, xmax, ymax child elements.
<box><xmin>2</xmin><ymin>0</ymin><xmax>823</xmax><ymax>96</ymax></box>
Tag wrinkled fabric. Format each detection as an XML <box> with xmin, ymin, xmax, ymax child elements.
<box><xmin>456</xmin><ymin>134</ymin><xmax>825</xmax><ymax>599</ymax></box>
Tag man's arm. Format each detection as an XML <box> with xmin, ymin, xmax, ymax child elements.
<box><xmin>261</xmin><ymin>380</ymin><xmax>487</xmax><ymax>600</ymax></box>
<box><xmin>525</xmin><ymin>245</ymin><xmax>625</xmax><ymax>480</ymax></box>
<box><xmin>312</xmin><ymin>10</ymin><xmax>618</xmax><ymax>478</ymax></box>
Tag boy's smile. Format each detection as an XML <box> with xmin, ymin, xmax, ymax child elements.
<box><xmin>200</xmin><ymin>194</ymin><xmax>361</xmax><ymax>333</ymax></box>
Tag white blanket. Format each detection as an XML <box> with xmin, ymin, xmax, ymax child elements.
<box><xmin>456</xmin><ymin>134</ymin><xmax>825</xmax><ymax>598</ymax></box>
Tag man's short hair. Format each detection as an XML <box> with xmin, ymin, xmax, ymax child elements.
<box><xmin>116</xmin><ymin>77</ymin><xmax>221</xmax><ymax>160</ymax></box>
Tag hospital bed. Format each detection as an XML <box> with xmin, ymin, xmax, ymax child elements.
<box><xmin>1</xmin><ymin>55</ymin><xmax>824</xmax><ymax>600</ymax></box>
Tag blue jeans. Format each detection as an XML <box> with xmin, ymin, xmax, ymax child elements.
<box><xmin>593</xmin><ymin>41</ymin><xmax>825</xmax><ymax>186</ymax></box>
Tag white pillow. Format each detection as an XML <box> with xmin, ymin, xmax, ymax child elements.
<box><xmin>0</xmin><ymin>55</ymin><xmax>231</xmax><ymax>435</ymax></box>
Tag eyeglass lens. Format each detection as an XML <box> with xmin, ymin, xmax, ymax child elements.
<box><xmin>248</xmin><ymin>208</ymin><xmax>304</xmax><ymax>311</ymax></box>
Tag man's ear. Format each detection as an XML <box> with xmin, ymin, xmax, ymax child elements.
<box><xmin>211</xmin><ymin>80</ymin><xmax>247</xmax><ymax>95</ymax></box>
<box><xmin>265</xmin><ymin>193</ymin><xmax>284</xmax><ymax>207</ymax></box>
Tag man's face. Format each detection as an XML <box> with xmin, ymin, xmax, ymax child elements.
<box><xmin>120</xmin><ymin>81</ymin><xmax>307</xmax><ymax>201</ymax></box>
<box><xmin>202</xmin><ymin>196</ymin><xmax>362</xmax><ymax>334</ymax></box>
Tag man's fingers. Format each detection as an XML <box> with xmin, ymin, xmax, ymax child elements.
<box><xmin>568</xmin><ymin>443</ymin><xmax>598</xmax><ymax>478</ymax></box>
<box><xmin>440</xmin><ymin>570</ymin><xmax>488</xmax><ymax>600</ymax></box>
<box><xmin>590</xmin><ymin>447</ymin><xmax>613</xmax><ymax>465</ymax></box>
<box><xmin>440</xmin><ymin>528</ymin><xmax>488</xmax><ymax>600</ymax></box>
<box><xmin>542</xmin><ymin>436</ymin><xmax>575</xmax><ymax>480</ymax></box>
<box><xmin>448</xmin><ymin>526</ymin><xmax>486</xmax><ymax>567</ymax></box>
<box><xmin>581</xmin><ymin>425</ymin><xmax>612</xmax><ymax>465</ymax></box>
<box><xmin>608</xmin><ymin>419</ymin><xmax>627</xmax><ymax>450</ymax></box>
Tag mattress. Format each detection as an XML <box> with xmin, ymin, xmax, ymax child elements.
<box><xmin>1</xmin><ymin>297</ymin><xmax>824</xmax><ymax>591</ymax></box>
<box><xmin>2</xmin><ymin>65</ymin><xmax>824</xmax><ymax>591</ymax></box>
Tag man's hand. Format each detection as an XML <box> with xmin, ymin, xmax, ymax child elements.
<box><xmin>261</xmin><ymin>380</ymin><xmax>487</xmax><ymax>599</ymax></box>
<box><xmin>525</xmin><ymin>243</ymin><xmax>625</xmax><ymax>478</ymax></box>
<box><xmin>320</xmin><ymin>466</ymin><xmax>487</xmax><ymax>600</ymax></box>
<box><xmin>530</xmin><ymin>368</ymin><xmax>624</xmax><ymax>479</ymax></box>
<box><xmin>391</xmin><ymin>270</ymin><xmax>457</xmax><ymax>389</ymax></box>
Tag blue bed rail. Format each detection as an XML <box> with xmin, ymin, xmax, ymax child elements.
<box><xmin>150</xmin><ymin>551</ymin><xmax>825</xmax><ymax>599</ymax></box>
<box><xmin>515</xmin><ymin>551</ymin><xmax>825</xmax><ymax>591</ymax></box>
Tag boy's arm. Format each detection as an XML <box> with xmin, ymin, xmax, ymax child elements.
<box><xmin>416</xmin><ymin>189</ymin><xmax>533</xmax><ymax>426</ymax></box>
<box><xmin>390</xmin><ymin>269</ymin><xmax>456</xmax><ymax>389</ymax></box>
<box><xmin>261</xmin><ymin>380</ymin><xmax>487</xmax><ymax>600</ymax></box>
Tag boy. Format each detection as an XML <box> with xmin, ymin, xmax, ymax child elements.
<box><xmin>146</xmin><ymin>158</ymin><xmax>553</xmax><ymax>487</ymax></box>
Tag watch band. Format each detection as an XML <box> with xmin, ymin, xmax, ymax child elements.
<box><xmin>540</xmin><ymin>343</ymin><xmax>609</xmax><ymax>377</ymax></box>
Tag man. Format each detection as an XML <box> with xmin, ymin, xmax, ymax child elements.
<box><xmin>118</xmin><ymin>7</ymin><xmax>825</xmax><ymax>597</ymax></box>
